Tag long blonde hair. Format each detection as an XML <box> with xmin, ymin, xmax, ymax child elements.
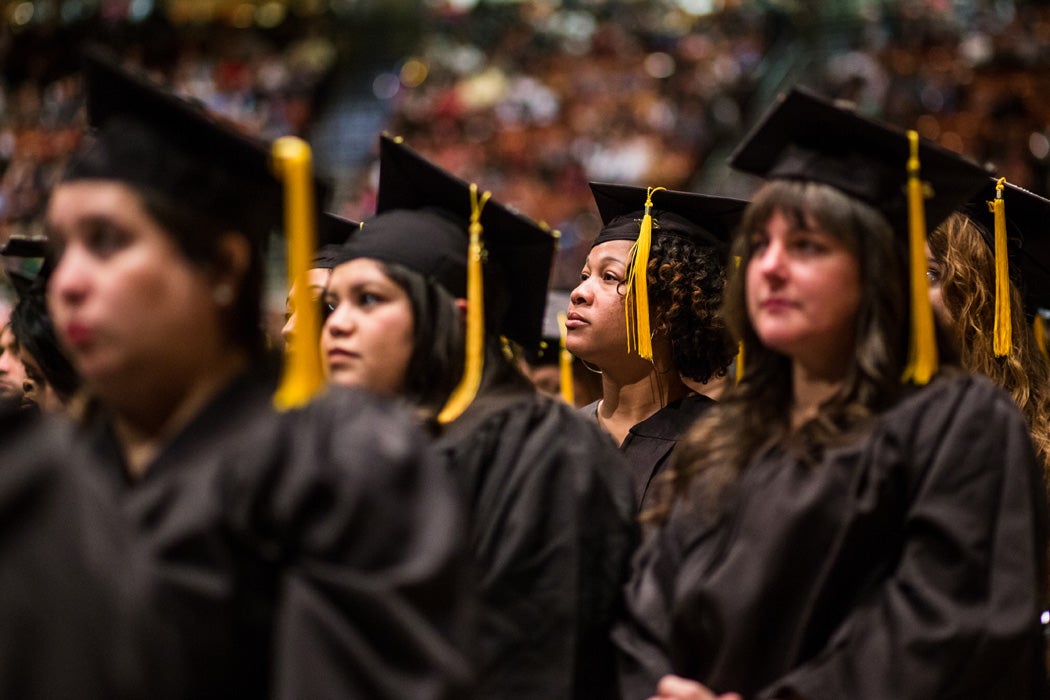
<box><xmin>929</xmin><ymin>212</ymin><xmax>1050</xmax><ymax>474</ymax></box>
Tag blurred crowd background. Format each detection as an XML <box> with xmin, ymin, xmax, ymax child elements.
<box><xmin>3</xmin><ymin>0</ymin><xmax>1050</xmax><ymax>324</ymax></box>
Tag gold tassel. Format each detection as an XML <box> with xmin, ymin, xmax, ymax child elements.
<box><xmin>735</xmin><ymin>341</ymin><xmax>745</xmax><ymax>384</ymax></box>
<box><xmin>1035</xmin><ymin>314</ymin><xmax>1049</xmax><ymax>363</ymax></box>
<box><xmin>989</xmin><ymin>177</ymin><xmax>1012</xmax><ymax>357</ymax></box>
<box><xmin>272</xmin><ymin>136</ymin><xmax>324</xmax><ymax>410</ymax></box>
<box><xmin>901</xmin><ymin>130</ymin><xmax>938</xmax><ymax>386</ymax></box>
<box><xmin>438</xmin><ymin>184</ymin><xmax>491</xmax><ymax>424</ymax></box>
<box><xmin>624</xmin><ymin>186</ymin><xmax>666</xmax><ymax>360</ymax></box>
<box><xmin>557</xmin><ymin>311</ymin><xmax>575</xmax><ymax>405</ymax></box>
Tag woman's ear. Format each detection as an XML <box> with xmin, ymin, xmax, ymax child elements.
<box><xmin>212</xmin><ymin>232</ymin><xmax>252</xmax><ymax>308</ymax></box>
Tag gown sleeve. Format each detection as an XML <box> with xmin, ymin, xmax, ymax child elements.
<box><xmin>764</xmin><ymin>378</ymin><xmax>1048</xmax><ymax>700</ymax></box>
<box><xmin>613</xmin><ymin>504</ymin><xmax>720</xmax><ymax>700</ymax></box>
<box><xmin>222</xmin><ymin>387</ymin><xmax>474</xmax><ymax>700</ymax></box>
<box><xmin>442</xmin><ymin>395</ymin><xmax>638</xmax><ymax>700</ymax></box>
<box><xmin>0</xmin><ymin>407</ymin><xmax>183</xmax><ymax>700</ymax></box>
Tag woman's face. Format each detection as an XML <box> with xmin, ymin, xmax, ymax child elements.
<box><xmin>925</xmin><ymin>242</ymin><xmax>953</xmax><ymax>327</ymax></box>
<box><xmin>0</xmin><ymin>325</ymin><xmax>27</xmax><ymax>404</ymax></box>
<box><xmin>746</xmin><ymin>210</ymin><xmax>862</xmax><ymax>370</ymax></box>
<box><xmin>46</xmin><ymin>181</ymin><xmax>222</xmax><ymax>394</ymax></box>
<box><xmin>281</xmin><ymin>267</ymin><xmax>331</xmax><ymax>348</ymax></box>
<box><xmin>20</xmin><ymin>350</ymin><xmax>63</xmax><ymax>413</ymax></box>
<box><xmin>566</xmin><ymin>239</ymin><xmax>633</xmax><ymax>367</ymax></box>
<box><xmin>321</xmin><ymin>258</ymin><xmax>415</xmax><ymax>396</ymax></box>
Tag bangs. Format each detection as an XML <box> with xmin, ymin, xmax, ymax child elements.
<box><xmin>738</xmin><ymin>179</ymin><xmax>890</xmax><ymax>257</ymax></box>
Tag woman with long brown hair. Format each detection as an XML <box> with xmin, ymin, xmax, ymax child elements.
<box><xmin>614</xmin><ymin>88</ymin><xmax>1047</xmax><ymax>700</ymax></box>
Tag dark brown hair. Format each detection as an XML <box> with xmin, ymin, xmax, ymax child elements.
<box><xmin>649</xmin><ymin>179</ymin><xmax>909</xmax><ymax>523</ymax></box>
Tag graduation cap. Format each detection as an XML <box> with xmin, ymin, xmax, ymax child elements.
<box><xmin>1</xmin><ymin>236</ymin><xmax>48</xmax><ymax>299</ymax></box>
<box><xmin>960</xmin><ymin>178</ymin><xmax>1050</xmax><ymax>321</ymax></box>
<box><xmin>950</xmin><ymin>177</ymin><xmax>1050</xmax><ymax>361</ymax></box>
<box><xmin>587</xmin><ymin>182</ymin><xmax>748</xmax><ymax>360</ymax></box>
<box><xmin>590</xmin><ymin>183</ymin><xmax>747</xmax><ymax>248</ymax></box>
<box><xmin>317</xmin><ymin>212</ymin><xmax>360</xmax><ymax>252</ymax></box>
<box><xmin>729</xmin><ymin>87</ymin><xmax>991</xmax><ymax>384</ymax></box>
<box><xmin>68</xmin><ymin>46</ymin><xmax>331</xmax><ymax>247</ymax></box>
<box><xmin>336</xmin><ymin>134</ymin><xmax>557</xmax><ymax>422</ymax></box>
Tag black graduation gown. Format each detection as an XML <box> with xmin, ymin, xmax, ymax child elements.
<box><xmin>84</xmin><ymin>375</ymin><xmax>473</xmax><ymax>700</ymax></box>
<box><xmin>583</xmin><ymin>394</ymin><xmax>716</xmax><ymax>511</ymax></box>
<box><xmin>434</xmin><ymin>366</ymin><xmax>638</xmax><ymax>700</ymax></box>
<box><xmin>0</xmin><ymin>403</ymin><xmax>177</xmax><ymax>699</ymax></box>
<box><xmin>614</xmin><ymin>375</ymin><xmax>1048</xmax><ymax>700</ymax></box>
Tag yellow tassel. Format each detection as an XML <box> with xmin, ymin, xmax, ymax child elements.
<box><xmin>735</xmin><ymin>341</ymin><xmax>745</xmax><ymax>384</ymax></box>
<box><xmin>557</xmin><ymin>311</ymin><xmax>575</xmax><ymax>406</ymax></box>
<box><xmin>438</xmin><ymin>184</ymin><xmax>491</xmax><ymax>424</ymax></box>
<box><xmin>901</xmin><ymin>130</ymin><xmax>938</xmax><ymax>386</ymax></box>
<box><xmin>624</xmin><ymin>186</ymin><xmax>666</xmax><ymax>360</ymax></box>
<box><xmin>989</xmin><ymin>177</ymin><xmax>1012</xmax><ymax>357</ymax></box>
<box><xmin>272</xmin><ymin>136</ymin><xmax>324</xmax><ymax>410</ymax></box>
<box><xmin>1035</xmin><ymin>314</ymin><xmax>1049</xmax><ymax>363</ymax></box>
<box><xmin>732</xmin><ymin>255</ymin><xmax>744</xmax><ymax>384</ymax></box>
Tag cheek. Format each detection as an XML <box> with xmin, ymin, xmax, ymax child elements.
<box><xmin>744</xmin><ymin>266</ymin><xmax>762</xmax><ymax>314</ymax></box>
<box><xmin>821</xmin><ymin>265</ymin><xmax>863</xmax><ymax>326</ymax></box>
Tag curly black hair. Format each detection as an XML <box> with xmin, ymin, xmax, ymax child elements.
<box><xmin>644</xmin><ymin>233</ymin><xmax>733</xmax><ymax>383</ymax></box>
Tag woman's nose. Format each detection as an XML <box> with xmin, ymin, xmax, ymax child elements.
<box><xmin>323</xmin><ymin>303</ymin><xmax>354</xmax><ymax>337</ymax></box>
<box><xmin>570</xmin><ymin>279</ymin><xmax>591</xmax><ymax>306</ymax></box>
<box><xmin>47</xmin><ymin>247</ymin><xmax>90</xmax><ymax>310</ymax></box>
<box><xmin>754</xmin><ymin>242</ymin><xmax>786</xmax><ymax>278</ymax></box>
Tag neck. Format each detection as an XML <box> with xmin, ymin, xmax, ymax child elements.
<box><xmin>110</xmin><ymin>350</ymin><xmax>249</xmax><ymax>479</ymax></box>
<box><xmin>597</xmin><ymin>357</ymin><xmax>690</xmax><ymax>445</ymax></box>
<box><xmin>790</xmin><ymin>358</ymin><xmax>847</xmax><ymax>430</ymax></box>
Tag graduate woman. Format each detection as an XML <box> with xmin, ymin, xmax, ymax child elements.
<box><xmin>45</xmin><ymin>50</ymin><xmax>470</xmax><ymax>699</ymax></box>
<box><xmin>614</xmin><ymin>88</ymin><xmax>1048</xmax><ymax>700</ymax></box>
<box><xmin>322</xmin><ymin>134</ymin><xmax>637</xmax><ymax>699</ymax></box>
<box><xmin>927</xmin><ymin>179</ymin><xmax>1050</xmax><ymax>473</ymax></box>
<box><xmin>566</xmin><ymin>184</ymin><xmax>747</xmax><ymax>510</ymax></box>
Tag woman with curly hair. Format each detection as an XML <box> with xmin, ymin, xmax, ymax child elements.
<box><xmin>565</xmin><ymin>183</ymin><xmax>747</xmax><ymax>510</ymax></box>
<box><xmin>928</xmin><ymin>181</ymin><xmax>1050</xmax><ymax>475</ymax></box>
<box><xmin>614</xmin><ymin>89</ymin><xmax>1046</xmax><ymax>700</ymax></box>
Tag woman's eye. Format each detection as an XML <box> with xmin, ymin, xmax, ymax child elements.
<box><xmin>748</xmin><ymin>236</ymin><xmax>767</xmax><ymax>253</ymax></box>
<box><xmin>321</xmin><ymin>299</ymin><xmax>337</xmax><ymax>320</ymax></box>
<box><xmin>603</xmin><ymin>272</ymin><xmax>621</xmax><ymax>283</ymax></box>
<box><xmin>359</xmin><ymin>292</ymin><xmax>383</xmax><ymax>307</ymax></box>
<box><xmin>926</xmin><ymin>266</ymin><xmax>942</xmax><ymax>284</ymax></box>
<box><xmin>579</xmin><ymin>271</ymin><xmax>589</xmax><ymax>282</ymax></box>
<box><xmin>86</xmin><ymin>225</ymin><xmax>128</xmax><ymax>257</ymax></box>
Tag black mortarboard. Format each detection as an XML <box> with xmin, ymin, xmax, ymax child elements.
<box><xmin>337</xmin><ymin>134</ymin><xmax>557</xmax><ymax>349</ymax></box>
<box><xmin>67</xmin><ymin>47</ymin><xmax>330</xmax><ymax>246</ymax></box>
<box><xmin>730</xmin><ymin>87</ymin><xmax>989</xmax><ymax>239</ymax></box>
<box><xmin>523</xmin><ymin>289</ymin><xmax>572</xmax><ymax>365</ymax></box>
<box><xmin>316</xmin><ymin>213</ymin><xmax>360</xmax><ymax>261</ymax></box>
<box><xmin>729</xmin><ymin>87</ymin><xmax>991</xmax><ymax>385</ymax></box>
<box><xmin>961</xmin><ymin>178</ymin><xmax>1050</xmax><ymax>315</ymax></box>
<box><xmin>1</xmin><ymin>236</ymin><xmax>47</xmax><ymax>299</ymax></box>
<box><xmin>589</xmin><ymin>183</ymin><xmax>748</xmax><ymax>249</ymax></box>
